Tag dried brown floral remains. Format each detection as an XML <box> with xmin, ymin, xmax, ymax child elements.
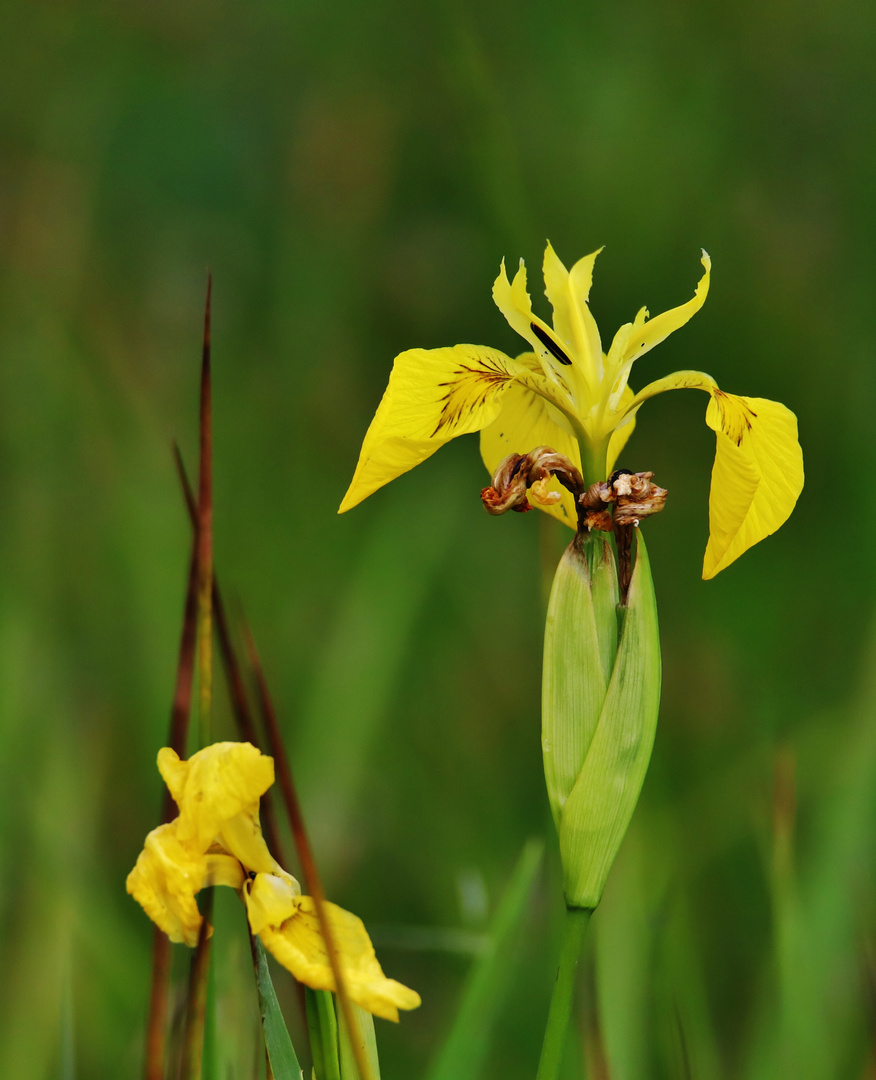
<box><xmin>482</xmin><ymin>453</ymin><xmax>668</xmax><ymax>600</ymax></box>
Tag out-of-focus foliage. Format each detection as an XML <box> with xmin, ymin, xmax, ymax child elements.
<box><xmin>0</xmin><ymin>0</ymin><xmax>872</xmax><ymax>1077</ymax></box>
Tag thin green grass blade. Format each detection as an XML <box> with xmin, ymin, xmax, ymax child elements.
<box><xmin>253</xmin><ymin>937</ymin><xmax>302</xmax><ymax>1080</ymax></box>
<box><xmin>338</xmin><ymin>1002</ymin><xmax>381</xmax><ymax>1080</ymax></box>
<box><xmin>426</xmin><ymin>838</ymin><xmax>544</xmax><ymax>1080</ymax></box>
<box><xmin>306</xmin><ymin>988</ymin><xmax>341</xmax><ymax>1080</ymax></box>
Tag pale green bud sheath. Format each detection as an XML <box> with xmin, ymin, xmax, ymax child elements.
<box><xmin>541</xmin><ymin>534</ymin><xmax>618</xmax><ymax>832</ymax></box>
<box><xmin>555</xmin><ymin>530</ymin><xmax>660</xmax><ymax>908</ymax></box>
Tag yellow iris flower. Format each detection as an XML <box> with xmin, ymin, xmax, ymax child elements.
<box><xmin>339</xmin><ymin>244</ymin><xmax>803</xmax><ymax>578</ymax></box>
<box><xmin>127</xmin><ymin>742</ymin><xmax>420</xmax><ymax>1022</ymax></box>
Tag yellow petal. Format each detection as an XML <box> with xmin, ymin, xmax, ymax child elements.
<box><xmin>605</xmin><ymin>384</ymin><xmax>638</xmax><ymax>473</ymax></box>
<box><xmin>126</xmin><ymin>821</ymin><xmax>207</xmax><ymax>947</ymax></box>
<box><xmin>606</xmin><ymin>251</ymin><xmax>711</xmax><ymax>372</ymax></box>
<box><xmin>542</xmin><ymin>243</ymin><xmax>603</xmax><ymax>386</ymax></box>
<box><xmin>243</xmin><ymin>870</ymin><xmax>302</xmax><ymax>935</ymax></box>
<box><xmin>219</xmin><ymin>810</ymin><xmax>284</xmax><ymax>876</ymax></box>
<box><xmin>159</xmin><ymin>742</ymin><xmax>275</xmax><ymax>855</ymax></box>
<box><xmin>479</xmin><ymin>354</ymin><xmax>582</xmax><ymax>528</ymax></box>
<box><xmin>492</xmin><ymin>260</ymin><xmax>580</xmax><ymax>387</ymax></box>
<box><xmin>204</xmin><ymin>852</ymin><xmax>247</xmax><ymax>890</ymax></box>
<box><xmin>702</xmin><ymin>392</ymin><xmax>803</xmax><ymax>578</ymax></box>
<box><xmin>626</xmin><ymin>370</ymin><xmax>803</xmax><ymax>577</ymax></box>
<box><xmin>247</xmin><ymin>878</ymin><xmax>421</xmax><ymax>1022</ymax></box>
<box><xmin>339</xmin><ymin>345</ymin><xmax>528</xmax><ymax>513</ymax></box>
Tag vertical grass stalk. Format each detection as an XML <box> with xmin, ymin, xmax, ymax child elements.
<box><xmin>197</xmin><ymin>274</ymin><xmax>214</xmax><ymax>747</ymax></box>
<box><xmin>536</xmin><ymin>907</ymin><xmax>592</xmax><ymax>1080</ymax></box>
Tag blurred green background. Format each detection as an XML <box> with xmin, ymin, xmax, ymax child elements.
<box><xmin>0</xmin><ymin>1</ymin><xmax>873</xmax><ymax>1077</ymax></box>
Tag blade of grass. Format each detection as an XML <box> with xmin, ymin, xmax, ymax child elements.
<box><xmin>306</xmin><ymin>989</ymin><xmax>341</xmax><ymax>1080</ymax></box>
<box><xmin>338</xmin><ymin>1002</ymin><xmax>381</xmax><ymax>1080</ymax></box>
<box><xmin>251</xmin><ymin>934</ymin><xmax>303</xmax><ymax>1080</ymax></box>
<box><xmin>197</xmin><ymin>272</ymin><xmax>214</xmax><ymax>747</ymax></box>
<box><xmin>426</xmin><ymin>838</ymin><xmax>544</xmax><ymax>1080</ymax></box>
<box><xmin>180</xmin><ymin>889</ymin><xmax>214</xmax><ymax>1080</ymax></box>
<box><xmin>143</xmin><ymin>433</ymin><xmax>201</xmax><ymax>1080</ymax></box>
<box><xmin>173</xmin><ymin>445</ymin><xmax>286</xmax><ymax>865</ymax></box>
<box><xmin>242</xmin><ymin>625</ymin><xmax>374</xmax><ymax>1080</ymax></box>
<box><xmin>180</xmin><ymin>274</ymin><xmax>217</xmax><ymax>1080</ymax></box>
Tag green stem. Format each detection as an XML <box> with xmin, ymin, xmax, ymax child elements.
<box><xmin>579</xmin><ymin>438</ymin><xmax>608</xmax><ymax>490</ymax></box>
<box><xmin>180</xmin><ymin>888</ymin><xmax>214</xmax><ymax>1080</ymax></box>
<box><xmin>536</xmin><ymin>906</ymin><xmax>592</xmax><ymax>1080</ymax></box>
<box><xmin>197</xmin><ymin>275</ymin><xmax>213</xmax><ymax>748</ymax></box>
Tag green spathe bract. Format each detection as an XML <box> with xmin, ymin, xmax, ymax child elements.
<box><xmin>543</xmin><ymin>531</ymin><xmax>661</xmax><ymax>910</ymax></box>
<box><xmin>542</xmin><ymin>535</ymin><xmax>618</xmax><ymax>831</ymax></box>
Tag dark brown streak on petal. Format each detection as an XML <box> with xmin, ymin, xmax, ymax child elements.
<box><xmin>530</xmin><ymin>322</ymin><xmax>573</xmax><ymax>365</ymax></box>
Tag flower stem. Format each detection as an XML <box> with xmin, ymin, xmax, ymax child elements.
<box><xmin>536</xmin><ymin>906</ymin><xmax>592</xmax><ymax>1080</ymax></box>
<box><xmin>580</xmin><ymin>439</ymin><xmax>609</xmax><ymax>490</ymax></box>
<box><xmin>180</xmin><ymin>888</ymin><xmax>214</xmax><ymax>1080</ymax></box>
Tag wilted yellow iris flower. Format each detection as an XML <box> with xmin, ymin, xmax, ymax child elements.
<box><xmin>339</xmin><ymin>245</ymin><xmax>803</xmax><ymax>578</ymax></box>
<box><xmin>127</xmin><ymin>742</ymin><xmax>420</xmax><ymax>1022</ymax></box>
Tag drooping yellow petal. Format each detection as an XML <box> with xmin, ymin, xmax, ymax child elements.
<box><xmin>542</xmin><ymin>243</ymin><xmax>603</xmax><ymax>387</ymax></box>
<box><xmin>245</xmin><ymin>874</ymin><xmax>421</xmax><ymax>1022</ymax></box>
<box><xmin>480</xmin><ymin>353</ymin><xmax>582</xmax><ymax>527</ymax></box>
<box><xmin>625</xmin><ymin>370</ymin><xmax>803</xmax><ymax>577</ymax></box>
<box><xmin>606</xmin><ymin>251</ymin><xmax>711</xmax><ymax>376</ymax></box>
<box><xmin>126</xmin><ymin>821</ymin><xmax>208</xmax><ymax>947</ymax></box>
<box><xmin>158</xmin><ymin>742</ymin><xmax>275</xmax><ymax>856</ymax></box>
<box><xmin>339</xmin><ymin>345</ymin><xmax>532</xmax><ymax>513</ymax></box>
<box><xmin>703</xmin><ymin>392</ymin><xmax>803</xmax><ymax>578</ymax></box>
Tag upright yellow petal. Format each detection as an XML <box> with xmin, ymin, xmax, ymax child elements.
<box><xmin>604</xmin><ymin>385</ymin><xmax>638</xmax><ymax>473</ymax></box>
<box><xmin>703</xmin><ymin>393</ymin><xmax>803</xmax><ymax>578</ymax></box>
<box><xmin>542</xmin><ymin>243</ymin><xmax>603</xmax><ymax>386</ymax></box>
<box><xmin>492</xmin><ymin>260</ymin><xmax>580</xmax><ymax>389</ymax></box>
<box><xmin>126</xmin><ymin>821</ymin><xmax>208</xmax><ymax>947</ymax></box>
<box><xmin>339</xmin><ymin>345</ymin><xmax>529</xmax><ymax>513</ymax></box>
<box><xmin>479</xmin><ymin>354</ymin><xmax>582</xmax><ymax>528</ymax></box>
<box><xmin>158</xmin><ymin>742</ymin><xmax>276</xmax><ymax>859</ymax></box>
<box><xmin>245</xmin><ymin>875</ymin><xmax>421</xmax><ymax>1022</ymax></box>
<box><xmin>606</xmin><ymin>252</ymin><xmax>711</xmax><ymax>374</ymax></box>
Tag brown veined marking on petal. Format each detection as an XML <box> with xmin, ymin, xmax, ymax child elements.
<box><xmin>431</xmin><ymin>355</ymin><xmax>516</xmax><ymax>437</ymax></box>
<box><xmin>713</xmin><ymin>389</ymin><xmax>758</xmax><ymax>448</ymax></box>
